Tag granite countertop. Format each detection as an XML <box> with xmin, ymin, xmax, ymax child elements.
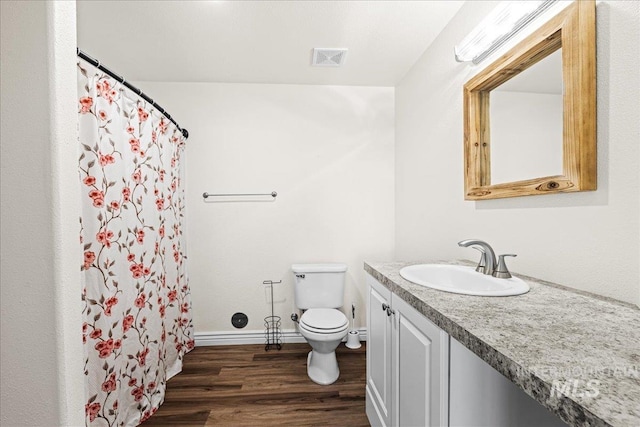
<box><xmin>364</xmin><ymin>260</ymin><xmax>640</xmax><ymax>427</ymax></box>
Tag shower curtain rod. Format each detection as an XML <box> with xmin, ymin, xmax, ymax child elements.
<box><xmin>77</xmin><ymin>48</ymin><xmax>189</xmax><ymax>139</ymax></box>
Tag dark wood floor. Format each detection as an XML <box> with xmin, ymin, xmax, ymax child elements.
<box><xmin>141</xmin><ymin>342</ymin><xmax>369</xmax><ymax>426</ymax></box>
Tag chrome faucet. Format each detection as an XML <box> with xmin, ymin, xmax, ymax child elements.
<box><xmin>458</xmin><ymin>239</ymin><xmax>497</xmax><ymax>276</ymax></box>
<box><xmin>458</xmin><ymin>240</ymin><xmax>518</xmax><ymax>278</ymax></box>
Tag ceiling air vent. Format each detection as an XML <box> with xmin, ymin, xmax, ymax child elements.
<box><xmin>312</xmin><ymin>48</ymin><xmax>348</xmax><ymax>67</ymax></box>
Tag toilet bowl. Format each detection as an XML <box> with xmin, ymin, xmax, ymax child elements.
<box><xmin>291</xmin><ymin>263</ymin><xmax>348</xmax><ymax>385</ymax></box>
<box><xmin>298</xmin><ymin>308</ymin><xmax>349</xmax><ymax>385</ymax></box>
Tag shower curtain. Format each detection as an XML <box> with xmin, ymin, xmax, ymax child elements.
<box><xmin>78</xmin><ymin>61</ymin><xmax>194</xmax><ymax>426</ymax></box>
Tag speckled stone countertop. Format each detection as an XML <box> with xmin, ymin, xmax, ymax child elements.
<box><xmin>365</xmin><ymin>260</ymin><xmax>640</xmax><ymax>427</ymax></box>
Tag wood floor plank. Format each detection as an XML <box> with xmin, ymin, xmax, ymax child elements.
<box><xmin>142</xmin><ymin>410</ymin><xmax>211</xmax><ymax>426</ymax></box>
<box><xmin>141</xmin><ymin>342</ymin><xmax>369</xmax><ymax>426</ymax></box>
<box><xmin>206</xmin><ymin>402</ymin><xmax>369</xmax><ymax>427</ymax></box>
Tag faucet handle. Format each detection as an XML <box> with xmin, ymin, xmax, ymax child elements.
<box><xmin>493</xmin><ymin>254</ymin><xmax>517</xmax><ymax>279</ymax></box>
<box><xmin>471</xmin><ymin>246</ymin><xmax>486</xmax><ymax>273</ymax></box>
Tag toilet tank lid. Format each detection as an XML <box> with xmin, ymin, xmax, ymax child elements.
<box><xmin>291</xmin><ymin>263</ymin><xmax>348</xmax><ymax>273</ymax></box>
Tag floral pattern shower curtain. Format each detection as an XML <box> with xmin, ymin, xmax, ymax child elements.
<box><xmin>78</xmin><ymin>60</ymin><xmax>194</xmax><ymax>426</ymax></box>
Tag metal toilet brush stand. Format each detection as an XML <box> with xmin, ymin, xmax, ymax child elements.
<box><xmin>263</xmin><ymin>280</ymin><xmax>282</xmax><ymax>351</ymax></box>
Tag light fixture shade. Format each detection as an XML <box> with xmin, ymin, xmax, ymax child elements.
<box><xmin>455</xmin><ymin>0</ymin><xmax>559</xmax><ymax>64</ymax></box>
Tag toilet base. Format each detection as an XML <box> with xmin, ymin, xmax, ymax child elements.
<box><xmin>307</xmin><ymin>350</ymin><xmax>339</xmax><ymax>385</ymax></box>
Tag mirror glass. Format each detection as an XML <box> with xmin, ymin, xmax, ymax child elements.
<box><xmin>489</xmin><ymin>49</ymin><xmax>563</xmax><ymax>184</ymax></box>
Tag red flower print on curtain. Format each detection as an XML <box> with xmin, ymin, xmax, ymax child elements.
<box><xmin>78</xmin><ymin>61</ymin><xmax>194</xmax><ymax>426</ymax></box>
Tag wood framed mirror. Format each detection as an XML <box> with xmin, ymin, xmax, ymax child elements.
<box><xmin>463</xmin><ymin>0</ymin><xmax>596</xmax><ymax>200</ymax></box>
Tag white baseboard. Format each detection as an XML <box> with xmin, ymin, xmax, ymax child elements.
<box><xmin>195</xmin><ymin>327</ymin><xmax>367</xmax><ymax>347</ymax></box>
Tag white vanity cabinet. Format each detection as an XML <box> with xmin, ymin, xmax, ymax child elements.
<box><xmin>366</xmin><ymin>272</ymin><xmax>567</xmax><ymax>427</ymax></box>
<box><xmin>366</xmin><ymin>274</ymin><xmax>449</xmax><ymax>427</ymax></box>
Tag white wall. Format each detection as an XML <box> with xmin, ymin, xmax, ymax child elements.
<box><xmin>137</xmin><ymin>82</ymin><xmax>395</xmax><ymax>335</ymax></box>
<box><xmin>396</xmin><ymin>1</ymin><xmax>640</xmax><ymax>305</ymax></box>
<box><xmin>0</xmin><ymin>1</ymin><xmax>84</xmax><ymax>425</ymax></box>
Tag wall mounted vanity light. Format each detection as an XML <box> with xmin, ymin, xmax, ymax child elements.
<box><xmin>454</xmin><ymin>0</ymin><xmax>560</xmax><ymax>64</ymax></box>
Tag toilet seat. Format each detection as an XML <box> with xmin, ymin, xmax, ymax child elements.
<box><xmin>299</xmin><ymin>308</ymin><xmax>348</xmax><ymax>334</ymax></box>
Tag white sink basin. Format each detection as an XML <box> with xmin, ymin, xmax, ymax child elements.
<box><xmin>399</xmin><ymin>264</ymin><xmax>529</xmax><ymax>296</ymax></box>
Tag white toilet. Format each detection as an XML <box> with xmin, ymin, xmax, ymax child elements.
<box><xmin>292</xmin><ymin>263</ymin><xmax>349</xmax><ymax>385</ymax></box>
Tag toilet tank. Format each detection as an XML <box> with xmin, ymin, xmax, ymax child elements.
<box><xmin>292</xmin><ymin>263</ymin><xmax>347</xmax><ymax>309</ymax></box>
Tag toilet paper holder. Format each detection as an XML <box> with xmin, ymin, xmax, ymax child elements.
<box><xmin>263</xmin><ymin>280</ymin><xmax>282</xmax><ymax>351</ymax></box>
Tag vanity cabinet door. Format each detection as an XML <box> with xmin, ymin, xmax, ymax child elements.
<box><xmin>393</xmin><ymin>295</ymin><xmax>449</xmax><ymax>427</ymax></box>
<box><xmin>366</xmin><ymin>275</ymin><xmax>393</xmax><ymax>427</ymax></box>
